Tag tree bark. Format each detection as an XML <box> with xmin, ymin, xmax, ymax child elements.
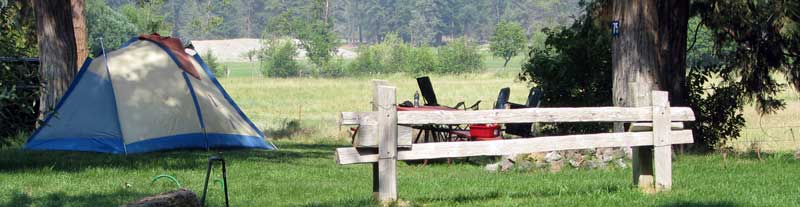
<box><xmin>655</xmin><ymin>0</ymin><xmax>691</xmax><ymax>151</ymax></box>
<box><xmin>612</xmin><ymin>0</ymin><xmax>661</xmax><ymax>109</ymax></box>
<box><xmin>71</xmin><ymin>0</ymin><xmax>87</xmax><ymax>68</ymax></box>
<box><xmin>612</xmin><ymin>0</ymin><xmax>691</xmax><ymax>188</ymax></box>
<box><xmin>36</xmin><ymin>0</ymin><xmax>78</xmax><ymax>119</ymax></box>
<box><xmin>611</xmin><ymin>0</ymin><xmax>690</xmax><ymax>124</ymax></box>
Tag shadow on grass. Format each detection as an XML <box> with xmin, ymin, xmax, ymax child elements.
<box><xmin>264</xmin><ymin>119</ymin><xmax>308</xmax><ymax>139</ymax></box>
<box><xmin>300</xmin><ymin>197</ymin><xmax>376</xmax><ymax>207</ymax></box>
<box><xmin>0</xmin><ymin>142</ymin><xmax>346</xmax><ymax>173</ymax></box>
<box><xmin>657</xmin><ymin>201</ymin><xmax>739</xmax><ymax>207</ymax></box>
<box><xmin>2</xmin><ymin>189</ymin><xmax>149</xmax><ymax>207</ymax></box>
<box><xmin>415</xmin><ymin>183</ymin><xmax>622</xmax><ymax>204</ymax></box>
<box><xmin>729</xmin><ymin>151</ymin><xmax>797</xmax><ymax>161</ymax></box>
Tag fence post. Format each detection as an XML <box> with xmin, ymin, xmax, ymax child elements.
<box><xmin>371</xmin><ymin>80</ymin><xmax>388</xmax><ymax>199</ymax></box>
<box><xmin>630</xmin><ymin>82</ymin><xmax>654</xmax><ymax>190</ymax></box>
<box><xmin>375</xmin><ymin>85</ymin><xmax>398</xmax><ymax>202</ymax></box>
<box><xmin>652</xmin><ymin>91</ymin><xmax>672</xmax><ymax>190</ymax></box>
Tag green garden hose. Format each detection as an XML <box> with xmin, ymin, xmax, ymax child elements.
<box><xmin>150</xmin><ymin>174</ymin><xmax>182</xmax><ymax>190</ymax></box>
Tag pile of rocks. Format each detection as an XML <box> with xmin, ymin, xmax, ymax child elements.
<box><xmin>486</xmin><ymin>147</ymin><xmax>631</xmax><ymax>173</ymax></box>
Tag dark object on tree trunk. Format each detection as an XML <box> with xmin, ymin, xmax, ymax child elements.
<box><xmin>122</xmin><ymin>188</ymin><xmax>200</xmax><ymax>207</ymax></box>
<box><xmin>201</xmin><ymin>154</ymin><xmax>229</xmax><ymax>207</ymax></box>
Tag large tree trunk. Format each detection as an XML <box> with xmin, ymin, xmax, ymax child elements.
<box><xmin>655</xmin><ymin>0</ymin><xmax>691</xmax><ymax>151</ymax></box>
<box><xmin>612</xmin><ymin>0</ymin><xmax>690</xmax><ymax>190</ymax></box>
<box><xmin>611</xmin><ymin>0</ymin><xmax>690</xmax><ymax>127</ymax></box>
<box><xmin>36</xmin><ymin>0</ymin><xmax>78</xmax><ymax>119</ymax></box>
<box><xmin>612</xmin><ymin>0</ymin><xmax>661</xmax><ymax>108</ymax></box>
<box><xmin>71</xmin><ymin>0</ymin><xmax>88</xmax><ymax>68</ymax></box>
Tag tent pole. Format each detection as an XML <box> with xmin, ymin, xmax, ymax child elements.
<box><xmin>100</xmin><ymin>37</ymin><xmax>127</xmax><ymax>155</ymax></box>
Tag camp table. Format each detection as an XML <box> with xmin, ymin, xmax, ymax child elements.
<box><xmin>397</xmin><ymin>106</ymin><xmax>462</xmax><ymax>143</ymax></box>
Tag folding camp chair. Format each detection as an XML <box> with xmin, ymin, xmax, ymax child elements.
<box><xmin>449</xmin><ymin>87</ymin><xmax>509</xmax><ymax>141</ymax></box>
<box><xmin>505</xmin><ymin>88</ymin><xmax>543</xmax><ymax>137</ymax></box>
<box><xmin>416</xmin><ymin>76</ymin><xmax>480</xmax><ymax>110</ymax></box>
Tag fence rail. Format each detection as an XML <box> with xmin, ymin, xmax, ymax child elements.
<box><xmin>334</xmin><ymin>80</ymin><xmax>696</xmax><ymax>203</ymax></box>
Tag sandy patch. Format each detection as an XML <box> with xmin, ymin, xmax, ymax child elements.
<box><xmin>192</xmin><ymin>38</ymin><xmax>357</xmax><ymax>62</ymax></box>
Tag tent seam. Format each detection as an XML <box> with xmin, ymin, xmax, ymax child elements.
<box><xmin>182</xmin><ymin>72</ymin><xmax>210</xmax><ymax>150</ymax></box>
<box><xmin>191</xmin><ymin>54</ymin><xmax>276</xmax><ymax>150</ymax></box>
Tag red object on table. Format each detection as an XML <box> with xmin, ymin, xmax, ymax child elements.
<box><xmin>469</xmin><ymin>124</ymin><xmax>498</xmax><ymax>138</ymax></box>
<box><xmin>397</xmin><ymin>106</ymin><xmax>458</xmax><ymax>111</ymax></box>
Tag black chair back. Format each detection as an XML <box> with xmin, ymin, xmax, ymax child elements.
<box><xmin>506</xmin><ymin>88</ymin><xmax>543</xmax><ymax>137</ymax></box>
<box><xmin>526</xmin><ymin>88</ymin><xmax>543</xmax><ymax>107</ymax></box>
<box><xmin>416</xmin><ymin>76</ymin><xmax>439</xmax><ymax>106</ymax></box>
<box><xmin>494</xmin><ymin>87</ymin><xmax>510</xmax><ymax>109</ymax></box>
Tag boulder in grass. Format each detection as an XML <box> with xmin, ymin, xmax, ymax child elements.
<box><xmin>122</xmin><ymin>188</ymin><xmax>201</xmax><ymax>207</ymax></box>
<box><xmin>614</xmin><ymin>158</ymin><xmax>627</xmax><ymax>169</ymax></box>
<box><xmin>549</xmin><ymin>160</ymin><xmax>564</xmax><ymax>173</ymax></box>
<box><xmin>544</xmin><ymin>151</ymin><xmax>562</xmax><ymax>163</ymax></box>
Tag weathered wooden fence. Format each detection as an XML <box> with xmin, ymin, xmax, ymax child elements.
<box><xmin>336</xmin><ymin>80</ymin><xmax>696</xmax><ymax>202</ymax></box>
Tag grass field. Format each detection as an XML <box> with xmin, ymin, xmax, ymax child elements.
<box><xmin>2</xmin><ymin>141</ymin><xmax>800</xmax><ymax>206</ymax></box>
<box><xmin>2</xmin><ymin>57</ymin><xmax>800</xmax><ymax>206</ymax></box>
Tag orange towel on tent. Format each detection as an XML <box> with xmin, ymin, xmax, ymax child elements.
<box><xmin>139</xmin><ymin>33</ymin><xmax>202</xmax><ymax>80</ymax></box>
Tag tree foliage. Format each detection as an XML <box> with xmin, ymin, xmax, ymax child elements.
<box><xmin>519</xmin><ymin>3</ymin><xmax>612</xmax><ymax>135</ymax></box>
<box><xmin>348</xmin><ymin>34</ymin><xmax>441</xmax><ymax>75</ymax></box>
<box><xmin>0</xmin><ymin>1</ymin><xmax>38</xmax><ymax>144</ymax></box>
<box><xmin>694</xmin><ymin>0</ymin><xmax>800</xmax><ymax>115</ymax></box>
<box><xmin>490</xmin><ymin>21</ymin><xmax>527</xmax><ymax>67</ymax></box>
<box><xmin>202</xmin><ymin>49</ymin><xmax>221</xmax><ymax>77</ymax></box>
<box><xmin>438</xmin><ymin>37</ymin><xmax>483</xmax><ymax>73</ymax></box>
<box><xmin>259</xmin><ymin>39</ymin><xmax>301</xmax><ymax>77</ymax></box>
<box><xmin>86</xmin><ymin>0</ymin><xmax>138</xmax><ymax>55</ymax></box>
<box><xmin>91</xmin><ymin>0</ymin><xmax>579</xmax><ymax>44</ymax></box>
<box><xmin>522</xmin><ymin>0</ymin><xmax>800</xmax><ymax>151</ymax></box>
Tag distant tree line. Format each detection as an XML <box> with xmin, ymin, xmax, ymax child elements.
<box><xmin>97</xmin><ymin>0</ymin><xmax>579</xmax><ymax>45</ymax></box>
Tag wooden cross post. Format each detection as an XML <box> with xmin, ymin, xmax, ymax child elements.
<box><xmin>630</xmin><ymin>82</ymin><xmax>654</xmax><ymax>190</ymax></box>
<box><xmin>630</xmin><ymin>86</ymin><xmax>673</xmax><ymax>192</ymax></box>
<box><xmin>652</xmin><ymin>91</ymin><xmax>672</xmax><ymax>190</ymax></box>
<box><xmin>371</xmin><ymin>80</ymin><xmax>388</xmax><ymax>199</ymax></box>
<box><xmin>375</xmin><ymin>84</ymin><xmax>398</xmax><ymax>202</ymax></box>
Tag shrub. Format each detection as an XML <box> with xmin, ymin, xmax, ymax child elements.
<box><xmin>438</xmin><ymin>37</ymin><xmax>483</xmax><ymax>73</ymax></box>
<box><xmin>407</xmin><ymin>46</ymin><xmax>441</xmax><ymax>74</ymax></box>
<box><xmin>260</xmin><ymin>39</ymin><xmax>302</xmax><ymax>77</ymax></box>
<box><xmin>317</xmin><ymin>57</ymin><xmax>347</xmax><ymax>78</ymax></box>
<box><xmin>202</xmin><ymin>49</ymin><xmax>222</xmax><ymax>77</ymax></box>
<box><xmin>347</xmin><ymin>34</ymin><xmax>441</xmax><ymax>75</ymax></box>
<box><xmin>519</xmin><ymin>8</ymin><xmax>613</xmax><ymax>136</ymax></box>
<box><xmin>0</xmin><ymin>1</ymin><xmax>38</xmax><ymax>145</ymax></box>
<box><xmin>348</xmin><ymin>45</ymin><xmax>385</xmax><ymax>74</ymax></box>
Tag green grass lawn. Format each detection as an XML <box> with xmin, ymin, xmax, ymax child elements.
<box><xmin>2</xmin><ymin>141</ymin><xmax>799</xmax><ymax>206</ymax></box>
<box><xmin>3</xmin><ymin>69</ymin><xmax>800</xmax><ymax>206</ymax></box>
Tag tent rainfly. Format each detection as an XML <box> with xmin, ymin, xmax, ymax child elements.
<box><xmin>25</xmin><ymin>34</ymin><xmax>275</xmax><ymax>154</ymax></box>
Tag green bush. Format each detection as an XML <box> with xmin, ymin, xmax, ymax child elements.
<box><xmin>0</xmin><ymin>1</ymin><xmax>38</xmax><ymax>145</ymax></box>
<box><xmin>316</xmin><ymin>57</ymin><xmax>347</xmax><ymax>78</ymax></box>
<box><xmin>438</xmin><ymin>37</ymin><xmax>483</xmax><ymax>73</ymax></box>
<box><xmin>519</xmin><ymin>6</ymin><xmax>613</xmax><ymax>136</ymax></box>
<box><xmin>260</xmin><ymin>40</ymin><xmax>302</xmax><ymax>77</ymax></box>
<box><xmin>348</xmin><ymin>45</ymin><xmax>385</xmax><ymax>74</ymax></box>
<box><xmin>407</xmin><ymin>46</ymin><xmax>441</xmax><ymax>74</ymax></box>
<box><xmin>202</xmin><ymin>49</ymin><xmax>222</xmax><ymax>77</ymax></box>
<box><xmin>347</xmin><ymin>34</ymin><xmax>442</xmax><ymax>75</ymax></box>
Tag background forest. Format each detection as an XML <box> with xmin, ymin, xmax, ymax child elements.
<box><xmin>95</xmin><ymin>0</ymin><xmax>579</xmax><ymax>44</ymax></box>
